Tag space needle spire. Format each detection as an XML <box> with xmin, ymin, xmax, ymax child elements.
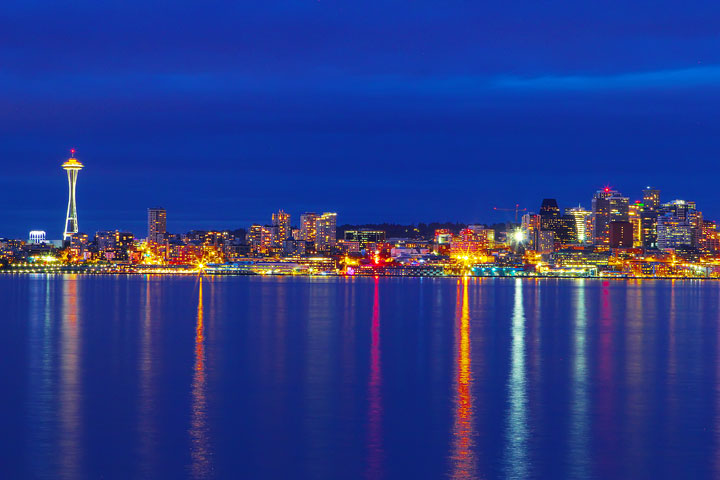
<box><xmin>62</xmin><ymin>149</ymin><xmax>84</xmax><ymax>241</ymax></box>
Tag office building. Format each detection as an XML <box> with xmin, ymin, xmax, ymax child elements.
<box><xmin>565</xmin><ymin>206</ymin><xmax>592</xmax><ymax>244</ymax></box>
<box><xmin>609</xmin><ymin>221</ymin><xmax>633</xmax><ymax>248</ymax></box>
<box><xmin>539</xmin><ymin>199</ymin><xmax>576</xmax><ymax>244</ymax></box>
<box><xmin>656</xmin><ymin>200</ymin><xmax>702</xmax><ymax>250</ymax></box>
<box><xmin>640</xmin><ymin>187</ymin><xmax>661</xmax><ymax>249</ymax></box>
<box><xmin>592</xmin><ymin>188</ymin><xmax>629</xmax><ymax>245</ymax></box>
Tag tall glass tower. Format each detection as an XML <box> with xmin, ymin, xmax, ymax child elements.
<box><xmin>62</xmin><ymin>149</ymin><xmax>84</xmax><ymax>241</ymax></box>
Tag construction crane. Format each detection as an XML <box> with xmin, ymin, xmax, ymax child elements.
<box><xmin>493</xmin><ymin>204</ymin><xmax>527</xmax><ymax>223</ymax></box>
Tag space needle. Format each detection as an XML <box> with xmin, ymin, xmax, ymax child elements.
<box><xmin>62</xmin><ymin>149</ymin><xmax>84</xmax><ymax>241</ymax></box>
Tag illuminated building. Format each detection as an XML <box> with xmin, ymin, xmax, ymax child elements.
<box><xmin>657</xmin><ymin>200</ymin><xmax>701</xmax><ymax>250</ymax></box>
<box><xmin>640</xmin><ymin>187</ymin><xmax>661</xmax><ymax>249</ymax></box>
<box><xmin>466</xmin><ymin>225</ymin><xmax>495</xmax><ymax>247</ymax></box>
<box><xmin>272</xmin><ymin>209</ymin><xmax>291</xmax><ymax>244</ymax></box>
<box><xmin>315</xmin><ymin>212</ymin><xmax>337</xmax><ymax>252</ymax></box>
<box><xmin>609</xmin><ymin>221</ymin><xmax>633</xmax><ymax>248</ymax></box>
<box><xmin>700</xmin><ymin>221</ymin><xmax>720</xmax><ymax>255</ymax></box>
<box><xmin>628</xmin><ymin>202</ymin><xmax>642</xmax><ymax>247</ymax></box>
<box><xmin>552</xmin><ymin>246</ymin><xmax>610</xmax><ymax>268</ymax></box>
<box><xmin>521</xmin><ymin>213</ymin><xmax>540</xmax><ymax>250</ymax></box>
<box><xmin>247</xmin><ymin>224</ymin><xmax>274</xmax><ymax>254</ymax></box>
<box><xmin>148</xmin><ymin>207</ymin><xmax>167</xmax><ymax>244</ymax></box>
<box><xmin>536</xmin><ymin>230</ymin><xmax>554</xmax><ymax>254</ymax></box>
<box><xmin>592</xmin><ymin>188</ymin><xmax>628</xmax><ymax>245</ymax></box>
<box><xmin>539</xmin><ymin>199</ymin><xmax>577</xmax><ymax>244</ymax></box>
<box><xmin>565</xmin><ymin>206</ymin><xmax>592</xmax><ymax>244</ymax></box>
<box><xmin>300</xmin><ymin>213</ymin><xmax>318</xmax><ymax>243</ymax></box>
<box><xmin>29</xmin><ymin>231</ymin><xmax>46</xmax><ymax>244</ymax></box>
<box><xmin>344</xmin><ymin>230</ymin><xmax>386</xmax><ymax>249</ymax></box>
<box><xmin>643</xmin><ymin>187</ymin><xmax>660</xmax><ymax>210</ymax></box>
<box><xmin>62</xmin><ymin>149</ymin><xmax>84</xmax><ymax>241</ymax></box>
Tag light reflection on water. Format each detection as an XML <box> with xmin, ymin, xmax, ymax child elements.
<box><xmin>6</xmin><ymin>276</ymin><xmax>720</xmax><ymax>479</ymax></box>
<box><xmin>59</xmin><ymin>275</ymin><xmax>82</xmax><ymax>480</ymax></box>
<box><xmin>449</xmin><ymin>277</ymin><xmax>477</xmax><ymax>479</ymax></box>
<box><xmin>503</xmin><ymin>278</ymin><xmax>529</xmax><ymax>480</ymax></box>
<box><xmin>568</xmin><ymin>281</ymin><xmax>590</xmax><ymax>478</ymax></box>
<box><xmin>189</xmin><ymin>277</ymin><xmax>211</xmax><ymax>478</ymax></box>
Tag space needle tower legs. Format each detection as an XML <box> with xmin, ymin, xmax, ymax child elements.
<box><xmin>62</xmin><ymin>149</ymin><xmax>84</xmax><ymax>241</ymax></box>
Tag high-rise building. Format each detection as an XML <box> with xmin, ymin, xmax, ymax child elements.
<box><xmin>640</xmin><ymin>187</ymin><xmax>661</xmax><ymax>249</ymax></box>
<box><xmin>272</xmin><ymin>209</ymin><xmax>291</xmax><ymax>244</ymax></box>
<box><xmin>628</xmin><ymin>202</ymin><xmax>643</xmax><ymax>248</ymax></box>
<box><xmin>315</xmin><ymin>212</ymin><xmax>337</xmax><ymax>252</ymax></box>
<box><xmin>62</xmin><ymin>149</ymin><xmax>84</xmax><ymax>241</ymax></box>
<box><xmin>300</xmin><ymin>213</ymin><xmax>319</xmax><ymax>243</ymax></box>
<box><xmin>565</xmin><ymin>206</ymin><xmax>592</xmax><ymax>243</ymax></box>
<box><xmin>609</xmin><ymin>221</ymin><xmax>633</xmax><ymax>248</ymax></box>
<box><xmin>148</xmin><ymin>207</ymin><xmax>167</xmax><ymax>244</ymax></box>
<box><xmin>656</xmin><ymin>200</ymin><xmax>702</xmax><ymax>250</ymax></box>
<box><xmin>521</xmin><ymin>213</ymin><xmax>540</xmax><ymax>250</ymax></box>
<box><xmin>699</xmin><ymin>220</ymin><xmax>720</xmax><ymax>255</ymax></box>
<box><xmin>247</xmin><ymin>224</ymin><xmax>274</xmax><ymax>254</ymax></box>
<box><xmin>592</xmin><ymin>188</ymin><xmax>629</xmax><ymax>245</ymax></box>
<box><xmin>539</xmin><ymin>199</ymin><xmax>576</xmax><ymax>244</ymax></box>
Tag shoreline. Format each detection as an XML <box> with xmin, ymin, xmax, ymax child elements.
<box><xmin>1</xmin><ymin>270</ymin><xmax>717</xmax><ymax>280</ymax></box>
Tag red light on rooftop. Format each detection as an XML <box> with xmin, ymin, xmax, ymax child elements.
<box><xmin>604</xmin><ymin>187</ymin><xmax>610</xmax><ymax>193</ymax></box>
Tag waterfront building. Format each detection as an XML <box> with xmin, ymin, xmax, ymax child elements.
<box><xmin>62</xmin><ymin>150</ymin><xmax>84</xmax><ymax>241</ymax></box>
<box><xmin>592</xmin><ymin>188</ymin><xmax>629</xmax><ymax>245</ymax></box>
<box><xmin>466</xmin><ymin>225</ymin><xmax>495</xmax><ymax>248</ymax></box>
<box><xmin>148</xmin><ymin>207</ymin><xmax>167</xmax><ymax>244</ymax></box>
<box><xmin>315</xmin><ymin>212</ymin><xmax>337</xmax><ymax>252</ymax></box>
<box><xmin>344</xmin><ymin>230</ymin><xmax>386</xmax><ymax>249</ymax></box>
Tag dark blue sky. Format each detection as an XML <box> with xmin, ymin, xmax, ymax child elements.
<box><xmin>3</xmin><ymin>1</ymin><xmax>720</xmax><ymax>239</ymax></box>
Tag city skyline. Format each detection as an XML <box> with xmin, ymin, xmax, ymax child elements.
<box><xmin>3</xmin><ymin>3</ymin><xmax>720</xmax><ymax>239</ymax></box>
<box><xmin>2</xmin><ymin>149</ymin><xmax>716</xmax><ymax>240</ymax></box>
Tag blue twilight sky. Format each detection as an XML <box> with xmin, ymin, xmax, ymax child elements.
<box><xmin>2</xmin><ymin>1</ymin><xmax>720</xmax><ymax>239</ymax></box>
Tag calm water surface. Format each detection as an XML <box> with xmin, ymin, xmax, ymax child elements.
<box><xmin>2</xmin><ymin>275</ymin><xmax>720</xmax><ymax>479</ymax></box>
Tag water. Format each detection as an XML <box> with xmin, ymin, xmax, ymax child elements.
<box><xmin>2</xmin><ymin>275</ymin><xmax>720</xmax><ymax>479</ymax></box>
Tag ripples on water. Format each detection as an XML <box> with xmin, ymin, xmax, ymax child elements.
<box><xmin>2</xmin><ymin>275</ymin><xmax>720</xmax><ymax>479</ymax></box>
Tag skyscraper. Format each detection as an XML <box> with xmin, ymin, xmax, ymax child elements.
<box><xmin>592</xmin><ymin>188</ymin><xmax>629</xmax><ymax>245</ymax></box>
<box><xmin>272</xmin><ymin>209</ymin><xmax>291</xmax><ymax>243</ymax></box>
<box><xmin>656</xmin><ymin>200</ymin><xmax>702</xmax><ymax>250</ymax></box>
<box><xmin>566</xmin><ymin>206</ymin><xmax>592</xmax><ymax>243</ymax></box>
<box><xmin>315</xmin><ymin>212</ymin><xmax>337</xmax><ymax>252</ymax></box>
<box><xmin>62</xmin><ymin>149</ymin><xmax>84</xmax><ymax>241</ymax></box>
<box><xmin>539</xmin><ymin>199</ymin><xmax>576</xmax><ymax>244</ymax></box>
<box><xmin>640</xmin><ymin>187</ymin><xmax>661</xmax><ymax>249</ymax></box>
<box><xmin>148</xmin><ymin>207</ymin><xmax>167</xmax><ymax>244</ymax></box>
